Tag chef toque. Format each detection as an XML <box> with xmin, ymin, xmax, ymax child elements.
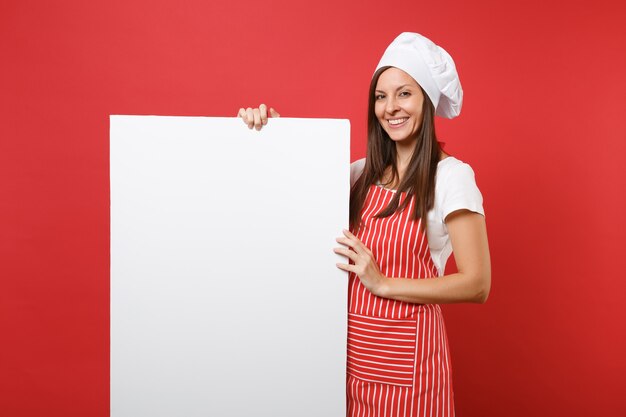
<box><xmin>375</xmin><ymin>32</ymin><xmax>463</xmax><ymax>119</ymax></box>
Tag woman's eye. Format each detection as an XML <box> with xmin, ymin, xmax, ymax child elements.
<box><xmin>375</xmin><ymin>94</ymin><xmax>385</xmax><ymax>100</ymax></box>
<box><xmin>399</xmin><ymin>91</ymin><xmax>410</xmax><ymax>97</ymax></box>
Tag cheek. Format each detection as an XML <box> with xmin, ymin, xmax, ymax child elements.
<box><xmin>410</xmin><ymin>102</ymin><xmax>423</xmax><ymax>124</ymax></box>
<box><xmin>374</xmin><ymin>105</ymin><xmax>385</xmax><ymax>120</ymax></box>
<box><xmin>412</xmin><ymin>114</ymin><xmax>423</xmax><ymax>129</ymax></box>
<box><xmin>413</xmin><ymin>99</ymin><xmax>424</xmax><ymax>117</ymax></box>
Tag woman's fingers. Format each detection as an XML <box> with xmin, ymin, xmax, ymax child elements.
<box><xmin>237</xmin><ymin>108</ymin><xmax>253</xmax><ymax>129</ymax></box>
<box><xmin>238</xmin><ymin>105</ymin><xmax>279</xmax><ymax>130</ymax></box>
<box><xmin>252</xmin><ymin>108</ymin><xmax>262</xmax><ymax>130</ymax></box>
<box><xmin>334</xmin><ymin>247</ymin><xmax>357</xmax><ymax>262</ymax></box>
<box><xmin>336</xmin><ymin>232</ymin><xmax>367</xmax><ymax>254</ymax></box>
<box><xmin>336</xmin><ymin>263</ymin><xmax>355</xmax><ymax>273</ymax></box>
<box><xmin>335</xmin><ymin>230</ymin><xmax>385</xmax><ymax>294</ymax></box>
<box><xmin>343</xmin><ymin>229</ymin><xmax>362</xmax><ymax>242</ymax></box>
<box><xmin>245</xmin><ymin>108</ymin><xmax>255</xmax><ymax>129</ymax></box>
<box><xmin>259</xmin><ymin>104</ymin><xmax>268</xmax><ymax>126</ymax></box>
<box><xmin>343</xmin><ymin>229</ymin><xmax>372</xmax><ymax>255</ymax></box>
<box><xmin>269</xmin><ymin>107</ymin><xmax>280</xmax><ymax>118</ymax></box>
<box><xmin>335</xmin><ymin>236</ymin><xmax>355</xmax><ymax>249</ymax></box>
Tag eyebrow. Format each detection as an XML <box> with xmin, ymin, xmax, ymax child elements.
<box><xmin>375</xmin><ymin>84</ymin><xmax>413</xmax><ymax>93</ymax></box>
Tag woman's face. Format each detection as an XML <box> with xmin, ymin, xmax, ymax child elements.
<box><xmin>374</xmin><ymin>67</ymin><xmax>425</xmax><ymax>145</ymax></box>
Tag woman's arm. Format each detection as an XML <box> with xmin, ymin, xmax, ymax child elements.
<box><xmin>335</xmin><ymin>209</ymin><xmax>491</xmax><ymax>304</ymax></box>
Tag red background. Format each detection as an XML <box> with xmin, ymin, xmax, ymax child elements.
<box><xmin>1</xmin><ymin>0</ymin><xmax>625</xmax><ymax>416</ymax></box>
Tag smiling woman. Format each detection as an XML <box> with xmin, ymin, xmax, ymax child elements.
<box><xmin>238</xmin><ymin>32</ymin><xmax>490</xmax><ymax>417</ymax></box>
<box><xmin>356</xmin><ymin>64</ymin><xmax>439</xmax><ymax>228</ymax></box>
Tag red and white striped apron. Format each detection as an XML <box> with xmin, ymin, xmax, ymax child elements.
<box><xmin>347</xmin><ymin>184</ymin><xmax>455</xmax><ymax>417</ymax></box>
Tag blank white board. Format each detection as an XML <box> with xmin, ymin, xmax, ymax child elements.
<box><xmin>110</xmin><ymin>116</ymin><xmax>349</xmax><ymax>417</ymax></box>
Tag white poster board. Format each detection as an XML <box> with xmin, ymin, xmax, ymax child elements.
<box><xmin>110</xmin><ymin>116</ymin><xmax>349</xmax><ymax>417</ymax></box>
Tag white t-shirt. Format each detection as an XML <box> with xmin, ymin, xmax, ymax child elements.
<box><xmin>350</xmin><ymin>156</ymin><xmax>485</xmax><ymax>277</ymax></box>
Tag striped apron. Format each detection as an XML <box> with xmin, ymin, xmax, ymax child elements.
<box><xmin>347</xmin><ymin>184</ymin><xmax>455</xmax><ymax>417</ymax></box>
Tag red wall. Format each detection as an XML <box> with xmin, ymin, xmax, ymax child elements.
<box><xmin>1</xmin><ymin>0</ymin><xmax>625</xmax><ymax>415</ymax></box>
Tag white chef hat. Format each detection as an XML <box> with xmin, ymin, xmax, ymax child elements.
<box><xmin>375</xmin><ymin>32</ymin><xmax>463</xmax><ymax>119</ymax></box>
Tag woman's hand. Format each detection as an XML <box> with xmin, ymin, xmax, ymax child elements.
<box><xmin>237</xmin><ymin>104</ymin><xmax>280</xmax><ymax>130</ymax></box>
<box><xmin>334</xmin><ymin>229</ymin><xmax>387</xmax><ymax>296</ymax></box>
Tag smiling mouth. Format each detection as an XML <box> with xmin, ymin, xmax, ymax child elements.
<box><xmin>388</xmin><ymin>118</ymin><xmax>408</xmax><ymax>126</ymax></box>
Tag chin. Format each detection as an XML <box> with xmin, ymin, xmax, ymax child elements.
<box><xmin>387</xmin><ymin>134</ymin><xmax>413</xmax><ymax>143</ymax></box>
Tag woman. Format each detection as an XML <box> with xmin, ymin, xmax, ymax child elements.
<box><xmin>238</xmin><ymin>32</ymin><xmax>490</xmax><ymax>417</ymax></box>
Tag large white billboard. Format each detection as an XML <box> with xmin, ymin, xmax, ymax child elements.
<box><xmin>110</xmin><ymin>116</ymin><xmax>349</xmax><ymax>416</ymax></box>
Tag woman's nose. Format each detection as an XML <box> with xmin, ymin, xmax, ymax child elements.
<box><xmin>385</xmin><ymin>97</ymin><xmax>399</xmax><ymax>113</ymax></box>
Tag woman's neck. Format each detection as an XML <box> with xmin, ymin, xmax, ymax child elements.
<box><xmin>383</xmin><ymin>144</ymin><xmax>448</xmax><ymax>188</ymax></box>
<box><xmin>394</xmin><ymin>141</ymin><xmax>449</xmax><ymax>167</ymax></box>
<box><xmin>395</xmin><ymin>141</ymin><xmax>415</xmax><ymax>173</ymax></box>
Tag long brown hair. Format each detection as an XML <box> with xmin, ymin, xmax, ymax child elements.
<box><xmin>349</xmin><ymin>66</ymin><xmax>442</xmax><ymax>232</ymax></box>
